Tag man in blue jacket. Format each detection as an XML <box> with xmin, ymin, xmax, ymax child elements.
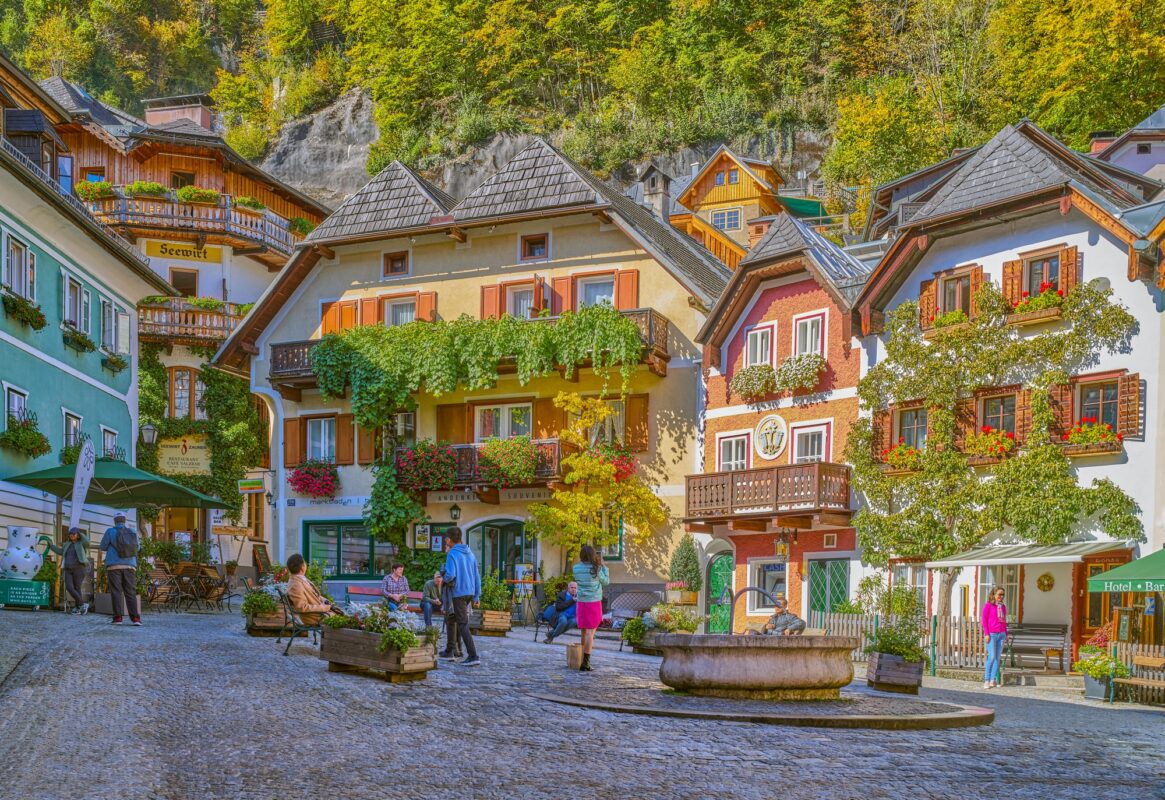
<box><xmin>542</xmin><ymin>581</ymin><xmax>578</xmax><ymax>644</ymax></box>
<box><xmin>440</xmin><ymin>527</ymin><xmax>481</xmax><ymax>667</ymax></box>
<box><xmin>99</xmin><ymin>513</ymin><xmax>140</xmax><ymax>626</ymax></box>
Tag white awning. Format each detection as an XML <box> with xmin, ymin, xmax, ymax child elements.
<box><xmin>925</xmin><ymin>541</ymin><xmax>1134</xmax><ymax>569</ymax></box>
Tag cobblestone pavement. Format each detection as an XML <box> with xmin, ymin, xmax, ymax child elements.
<box><xmin>0</xmin><ymin>611</ymin><xmax>1162</xmax><ymax>800</ymax></box>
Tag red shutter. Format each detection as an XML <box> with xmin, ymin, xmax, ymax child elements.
<box><xmin>1015</xmin><ymin>390</ymin><xmax>1032</xmax><ymax>443</ymax></box>
<box><xmin>335</xmin><ymin>414</ymin><xmax>354</xmax><ymax>465</ymax></box>
<box><xmin>417</xmin><ymin>291</ymin><xmax>437</xmax><ymax>322</ymax></box>
<box><xmin>624</xmin><ymin>394</ymin><xmax>649</xmax><ymax>452</ymax></box>
<box><xmin>321</xmin><ymin>302</ymin><xmax>339</xmax><ymax>335</ymax></box>
<box><xmin>1118</xmin><ymin>372</ymin><xmax>1140</xmax><ymax>438</ymax></box>
<box><xmin>283</xmin><ymin>418</ymin><xmax>302</xmax><ymax>467</ymax></box>
<box><xmin>615</xmin><ymin>269</ymin><xmax>639</xmax><ymax>310</ymax></box>
<box><xmin>952</xmin><ymin>399</ymin><xmax>976</xmax><ymax>451</ymax></box>
<box><xmin>339</xmin><ymin>300</ymin><xmax>358</xmax><ymax>331</ymax></box>
<box><xmin>872</xmin><ymin>410</ymin><xmax>892</xmax><ymax>461</ymax></box>
<box><xmin>1059</xmin><ymin>246</ymin><xmax>1080</xmax><ymax>295</ymax></box>
<box><xmin>918</xmin><ymin>279</ymin><xmax>937</xmax><ymax>329</ymax></box>
<box><xmin>551</xmin><ymin>276</ymin><xmax>573</xmax><ymax>315</ymax></box>
<box><xmin>480</xmin><ymin>285</ymin><xmax>501</xmax><ymax>320</ymax></box>
<box><xmin>968</xmin><ymin>265</ymin><xmax>984</xmax><ymax>318</ymax></box>
<box><xmin>360</xmin><ymin>297</ymin><xmax>380</xmax><ymax>326</ymax></box>
<box><xmin>1048</xmin><ymin>383</ymin><xmax>1074</xmax><ymax>438</ymax></box>
<box><xmin>1002</xmin><ymin>259</ymin><xmax>1023</xmax><ymax>308</ymax></box>
<box><xmin>356</xmin><ymin>425</ymin><xmax>377</xmax><ymax>465</ymax></box>
<box><xmin>532</xmin><ymin>277</ymin><xmax>544</xmax><ymax>315</ymax></box>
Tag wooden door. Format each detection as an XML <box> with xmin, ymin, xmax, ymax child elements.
<box><xmin>1074</xmin><ymin>555</ymin><xmax>1132</xmax><ymax>650</ymax></box>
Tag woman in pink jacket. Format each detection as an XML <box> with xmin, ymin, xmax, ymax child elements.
<box><xmin>981</xmin><ymin>586</ymin><xmax>1008</xmax><ymax>689</ymax></box>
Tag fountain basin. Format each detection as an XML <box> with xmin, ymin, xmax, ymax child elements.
<box><xmin>656</xmin><ymin>633</ymin><xmax>860</xmax><ymax>700</ymax></box>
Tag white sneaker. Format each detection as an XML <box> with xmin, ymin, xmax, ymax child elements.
<box><xmin>79</xmin><ymin>603</ymin><xmax>89</xmax><ymax>615</ymax></box>
<box><xmin>983</xmin><ymin>681</ymin><xmax>992</xmax><ymax>689</ymax></box>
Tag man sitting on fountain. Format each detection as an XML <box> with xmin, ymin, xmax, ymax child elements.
<box><xmin>764</xmin><ymin>599</ymin><xmax>807</xmax><ymax>636</ymax></box>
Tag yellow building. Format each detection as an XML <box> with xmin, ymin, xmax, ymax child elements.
<box><xmin>216</xmin><ymin>140</ymin><xmax>730</xmax><ymax>593</ymax></box>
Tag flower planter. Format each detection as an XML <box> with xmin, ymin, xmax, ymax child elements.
<box><xmin>101</xmin><ymin>355</ymin><xmax>128</xmax><ymax>374</ymax></box>
<box><xmin>246</xmin><ymin>609</ymin><xmax>289</xmax><ymax>636</ymax></box>
<box><xmin>62</xmin><ymin>327</ymin><xmax>96</xmax><ymax>353</ymax></box>
<box><xmin>1082</xmin><ymin>674</ymin><xmax>1109</xmax><ymax>700</ymax></box>
<box><xmin>966</xmin><ymin>455</ymin><xmax>1005</xmax><ymax>467</ymax></box>
<box><xmin>866</xmin><ymin>652</ymin><xmax>924</xmax><ymax>695</ymax></box>
<box><xmin>470</xmin><ymin>609</ymin><xmax>512</xmax><ymax>636</ymax></box>
<box><xmin>666</xmin><ymin>590</ymin><xmax>699</xmax><ymax>605</ymax></box>
<box><xmin>318</xmin><ymin>626</ymin><xmax>436</xmax><ymax>682</ymax></box>
<box><xmin>2</xmin><ymin>291</ymin><xmax>47</xmax><ymax>330</ymax></box>
<box><xmin>1060</xmin><ymin>441</ymin><xmax>1122</xmax><ymax>458</ymax></box>
<box><xmin>233</xmin><ymin>205</ymin><xmax>264</xmax><ymax>217</ymax></box>
<box><xmin>880</xmin><ymin>465</ymin><xmax>919</xmax><ymax>477</ymax></box>
<box><xmin>633</xmin><ymin>629</ymin><xmax>678</xmax><ymax>657</ymax></box>
<box><xmin>1007</xmin><ymin>306</ymin><xmax>1062</xmax><ymax>327</ymax></box>
<box><xmin>923</xmin><ymin>321</ymin><xmax>970</xmax><ymax>340</ymax></box>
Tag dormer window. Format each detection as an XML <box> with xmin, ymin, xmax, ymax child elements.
<box><xmin>520</xmin><ymin>233</ymin><xmax>548</xmax><ymax>261</ymax></box>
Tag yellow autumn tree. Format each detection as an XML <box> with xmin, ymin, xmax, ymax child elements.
<box><xmin>526</xmin><ymin>392</ymin><xmax>666</xmax><ymax>559</ymax></box>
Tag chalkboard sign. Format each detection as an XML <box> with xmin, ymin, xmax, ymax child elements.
<box><xmin>1115</xmin><ymin>607</ymin><xmax>1133</xmax><ymax>642</ymax></box>
<box><xmin>253</xmin><ymin>543</ymin><xmax>272</xmax><ymax>578</ymax></box>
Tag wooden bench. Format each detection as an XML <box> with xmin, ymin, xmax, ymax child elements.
<box><xmin>1109</xmin><ymin>655</ymin><xmax>1165</xmax><ymax>703</ymax></box>
<box><xmin>1006</xmin><ymin>624</ymin><xmax>1068</xmax><ymax>671</ymax></box>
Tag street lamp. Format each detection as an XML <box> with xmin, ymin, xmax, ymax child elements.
<box><xmin>449</xmin><ymin>503</ymin><xmax>461</xmax><ymax>522</ymax></box>
<box><xmin>141</xmin><ymin>422</ymin><xmax>158</xmax><ymax>446</ymax></box>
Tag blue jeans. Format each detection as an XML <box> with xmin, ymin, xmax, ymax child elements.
<box><xmin>547</xmin><ymin>614</ymin><xmax>574</xmax><ymax>641</ymax></box>
<box><xmin>421</xmin><ymin>599</ymin><xmax>440</xmax><ymax>628</ymax></box>
<box><xmin>984</xmin><ymin>632</ymin><xmax>1006</xmax><ymax>681</ymax></box>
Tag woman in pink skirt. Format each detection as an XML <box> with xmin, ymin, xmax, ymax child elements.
<box><xmin>571</xmin><ymin>545</ymin><xmax>609</xmax><ymax>672</ymax></box>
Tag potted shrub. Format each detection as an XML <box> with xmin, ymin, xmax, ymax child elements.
<box><xmin>729</xmin><ymin>363</ymin><xmax>776</xmax><ymax>403</ymax></box>
<box><xmin>471</xmin><ymin>569</ymin><xmax>513</xmax><ymax>635</ymax></box>
<box><xmin>477</xmin><ymin>435</ymin><xmax>539</xmax><ymax>488</ymax></box>
<box><xmin>241</xmin><ymin>588</ymin><xmax>286</xmax><ymax>635</ymax></box>
<box><xmin>1</xmin><ymin>290</ymin><xmax>47</xmax><ymax>330</ymax></box>
<box><xmin>773</xmin><ymin>352</ymin><xmax>827</xmax><ymax>393</ymax></box>
<box><xmin>288</xmin><ymin>458</ymin><xmax>339</xmax><ymax>499</ymax></box>
<box><xmin>667</xmin><ymin>533</ymin><xmax>702</xmax><ymax>604</ymax></box>
<box><xmin>319</xmin><ymin>603</ymin><xmax>438</xmax><ymax>682</ymax></box>
<box><xmin>865</xmin><ymin>617</ymin><xmax>928</xmax><ymax>694</ymax></box>
<box><xmin>75</xmin><ymin>180</ymin><xmax>114</xmax><ymax>202</ymax></box>
<box><xmin>233</xmin><ymin>195</ymin><xmax>266</xmax><ymax>215</ymax></box>
<box><xmin>224</xmin><ymin>560</ymin><xmax>239</xmax><ymax>577</ymax></box>
<box><xmin>0</xmin><ymin>413</ymin><xmax>52</xmax><ymax>458</ymax></box>
<box><xmin>123</xmin><ymin>180</ymin><xmax>169</xmax><ymax>199</ymax></box>
<box><xmin>175</xmin><ymin>185</ymin><xmax>221</xmax><ymax>205</ymax></box>
<box><xmin>395</xmin><ymin>439</ymin><xmax>458</xmax><ymax>492</ymax></box>
<box><xmin>1073</xmin><ymin>647</ymin><xmax>1129</xmax><ymax>700</ymax></box>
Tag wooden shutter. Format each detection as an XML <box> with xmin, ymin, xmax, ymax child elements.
<box><xmin>968</xmin><ymin>265</ymin><xmax>984</xmax><ymax>318</ymax></box>
<box><xmin>624</xmin><ymin>394</ymin><xmax>649</xmax><ymax>452</ymax></box>
<box><xmin>952</xmin><ymin>399</ymin><xmax>976</xmax><ymax>451</ymax></box>
<box><xmin>1048</xmin><ymin>383</ymin><xmax>1074</xmax><ymax>438</ymax></box>
<box><xmin>1002</xmin><ymin>259</ymin><xmax>1023</xmax><ymax>308</ymax></box>
<box><xmin>551</xmin><ymin>276</ymin><xmax>573</xmax><ymax>315</ymax></box>
<box><xmin>1118</xmin><ymin>372</ymin><xmax>1141</xmax><ymax>438</ymax></box>
<box><xmin>480</xmin><ymin>285</ymin><xmax>501</xmax><ymax>320</ymax></box>
<box><xmin>436</xmin><ymin>403</ymin><xmax>468</xmax><ymax>444</ymax></box>
<box><xmin>533</xmin><ymin>397</ymin><xmax>565</xmax><ymax>439</ymax></box>
<box><xmin>356</xmin><ymin>425</ymin><xmax>377</xmax><ymax>465</ymax></box>
<box><xmin>321</xmin><ymin>301</ymin><xmax>339</xmax><ymax>335</ymax></box>
<box><xmin>1059</xmin><ymin>246</ymin><xmax>1080</xmax><ymax>295</ymax></box>
<box><xmin>283</xmin><ymin>418</ymin><xmax>302</xmax><ymax>467</ymax></box>
<box><xmin>615</xmin><ymin>269</ymin><xmax>639</xmax><ymax>310</ymax></box>
<box><xmin>1015</xmin><ymin>389</ymin><xmax>1032</xmax><ymax>443</ymax></box>
<box><xmin>335</xmin><ymin>414</ymin><xmax>355</xmax><ymax>465</ymax></box>
<box><xmin>360</xmin><ymin>297</ymin><xmax>380</xmax><ymax>326</ymax></box>
<box><xmin>417</xmin><ymin>291</ymin><xmax>437</xmax><ymax>322</ymax></box>
<box><xmin>918</xmin><ymin>278</ymin><xmax>937</xmax><ymax>329</ymax></box>
<box><xmin>532</xmin><ymin>277</ymin><xmax>544</xmax><ymax>314</ymax></box>
<box><xmin>872</xmin><ymin>410</ymin><xmax>893</xmax><ymax>460</ymax></box>
<box><xmin>339</xmin><ymin>300</ymin><xmax>358</xmax><ymax>331</ymax></box>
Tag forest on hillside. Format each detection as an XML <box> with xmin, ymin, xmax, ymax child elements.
<box><xmin>3</xmin><ymin>0</ymin><xmax>1164</xmax><ymax>209</ymax></box>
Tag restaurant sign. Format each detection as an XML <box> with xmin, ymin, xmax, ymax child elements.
<box><xmin>146</xmin><ymin>241</ymin><xmax>223</xmax><ymax>263</ymax></box>
<box><xmin>158</xmin><ymin>435</ymin><xmax>212</xmax><ymax>475</ymax></box>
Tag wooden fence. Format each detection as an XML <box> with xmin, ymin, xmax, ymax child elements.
<box><xmin>1112</xmin><ymin>642</ymin><xmax>1165</xmax><ymax>705</ymax></box>
<box><xmin>808</xmin><ymin>611</ymin><xmax>987</xmax><ymax>669</ymax></box>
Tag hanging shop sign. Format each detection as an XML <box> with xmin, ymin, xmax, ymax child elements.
<box><xmin>753</xmin><ymin>414</ymin><xmax>788</xmax><ymax>461</ymax></box>
<box><xmin>238</xmin><ymin>478</ymin><xmax>265</xmax><ymax>494</ymax></box>
<box><xmin>145</xmin><ymin>241</ymin><xmax>223</xmax><ymax>263</ymax></box>
<box><xmin>157</xmin><ymin>435</ymin><xmax>212</xmax><ymax>475</ymax></box>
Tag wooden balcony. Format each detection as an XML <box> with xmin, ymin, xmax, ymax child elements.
<box><xmin>684</xmin><ymin>462</ymin><xmax>854</xmax><ymax>530</ymax></box>
<box><xmin>268</xmin><ymin>307</ymin><xmax>672</xmax><ymax>398</ymax></box>
<box><xmin>396</xmin><ymin>439</ymin><xmax>561</xmax><ymax>493</ymax></box>
<box><xmin>87</xmin><ymin>192</ymin><xmax>305</xmax><ymax>269</ymax></box>
<box><xmin>138</xmin><ymin>299</ymin><xmax>247</xmax><ymax>344</ymax></box>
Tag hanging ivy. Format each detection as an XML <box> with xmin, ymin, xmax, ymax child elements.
<box><xmin>365</xmin><ymin>458</ymin><xmax>427</xmax><ymax>545</ymax></box>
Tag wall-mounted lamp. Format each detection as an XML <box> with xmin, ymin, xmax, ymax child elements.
<box><xmin>140</xmin><ymin>422</ymin><xmax>158</xmax><ymax>446</ymax></box>
<box><xmin>449</xmin><ymin>503</ymin><xmax>461</xmax><ymax>522</ymax></box>
<box><xmin>265</xmin><ymin>491</ymin><xmax>275</xmax><ymax>508</ymax></box>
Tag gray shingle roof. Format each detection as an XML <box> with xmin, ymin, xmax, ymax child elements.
<box><xmin>38</xmin><ymin>77</ymin><xmax>143</xmax><ymax>128</ymax></box>
<box><xmin>147</xmin><ymin>118</ymin><xmax>218</xmax><ymax>138</ymax></box>
<box><xmin>306</xmin><ymin>161</ymin><xmax>454</xmax><ymax>244</ymax></box>
<box><xmin>452</xmin><ymin>140</ymin><xmax>599</xmax><ymax>221</ymax></box>
<box><xmin>1134</xmin><ymin>104</ymin><xmax>1165</xmax><ymax>130</ymax></box>
<box><xmin>739</xmin><ymin>213</ymin><xmax>872</xmax><ymax>301</ymax></box>
<box><xmin>623</xmin><ymin>173</ymin><xmax>694</xmax><ymax>217</ymax></box>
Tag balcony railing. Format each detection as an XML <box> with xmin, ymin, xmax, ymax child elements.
<box><xmin>268</xmin><ymin>307</ymin><xmax>671</xmax><ymax>385</ymax></box>
<box><xmin>87</xmin><ymin>191</ymin><xmax>305</xmax><ymax>257</ymax></box>
<box><xmin>684</xmin><ymin>462</ymin><xmax>852</xmax><ymax>520</ymax></box>
<box><xmin>395</xmin><ymin>439</ymin><xmax>561</xmax><ymax>486</ymax></box>
<box><xmin>138</xmin><ymin>298</ymin><xmax>247</xmax><ymax>342</ymax></box>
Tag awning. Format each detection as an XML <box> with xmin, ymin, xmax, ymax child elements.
<box><xmin>925</xmin><ymin>541</ymin><xmax>1134</xmax><ymax>569</ymax></box>
<box><xmin>778</xmin><ymin>195</ymin><xmax>827</xmax><ymax>218</ymax></box>
<box><xmin>1088</xmin><ymin>548</ymin><xmax>1165</xmax><ymax>593</ymax></box>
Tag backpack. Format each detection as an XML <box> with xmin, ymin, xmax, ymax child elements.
<box><xmin>113</xmin><ymin>525</ymin><xmax>138</xmax><ymax>559</ymax></box>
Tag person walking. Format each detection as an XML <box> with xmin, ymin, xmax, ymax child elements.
<box><xmin>571</xmin><ymin>545</ymin><xmax>609</xmax><ymax>672</ymax></box>
<box><xmin>44</xmin><ymin>526</ymin><xmax>91</xmax><ymax>614</ymax></box>
<box><xmin>981</xmin><ymin>586</ymin><xmax>1009</xmax><ymax>689</ymax></box>
<box><xmin>99</xmin><ymin>513</ymin><xmax>140</xmax><ymax>626</ymax></box>
<box><xmin>420</xmin><ymin>571</ymin><xmax>443</xmax><ymax>628</ymax></box>
<box><xmin>440</xmin><ymin>528</ymin><xmax>481</xmax><ymax>667</ymax></box>
<box><xmin>438</xmin><ymin>569</ymin><xmax>462</xmax><ymax>660</ymax></box>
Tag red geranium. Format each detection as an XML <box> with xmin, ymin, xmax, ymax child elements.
<box><xmin>288</xmin><ymin>458</ymin><xmax>339</xmax><ymax>499</ymax></box>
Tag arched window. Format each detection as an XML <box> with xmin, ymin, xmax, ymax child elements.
<box><xmin>168</xmin><ymin>368</ymin><xmax>207</xmax><ymax>420</ymax></box>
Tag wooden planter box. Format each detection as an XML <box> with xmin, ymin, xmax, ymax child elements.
<box><xmin>470</xmin><ymin>609</ymin><xmax>512</xmax><ymax>636</ymax></box>
<box><xmin>245</xmin><ymin>609</ymin><xmax>289</xmax><ymax>636</ymax></box>
<box><xmin>880</xmin><ymin>465</ymin><xmax>919</xmax><ymax>477</ymax></box>
<box><xmin>866</xmin><ymin>652</ymin><xmax>925</xmax><ymax>694</ymax></box>
<box><xmin>1007</xmin><ymin>306</ymin><xmax>1062</xmax><ymax>327</ymax></box>
<box><xmin>318</xmin><ymin>626</ymin><xmax>436</xmax><ymax>682</ymax></box>
<box><xmin>1060</xmin><ymin>441</ymin><xmax>1122</xmax><ymax>458</ymax></box>
<box><xmin>965</xmin><ymin>454</ymin><xmax>1005</xmax><ymax>467</ymax></box>
<box><xmin>922</xmin><ymin>321</ymin><xmax>969</xmax><ymax>340</ymax></box>
<box><xmin>666</xmin><ymin>590</ymin><xmax>699</xmax><ymax>605</ymax></box>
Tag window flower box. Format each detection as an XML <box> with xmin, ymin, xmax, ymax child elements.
<box><xmin>729</xmin><ymin>363</ymin><xmax>776</xmax><ymax>403</ymax></box>
<box><xmin>62</xmin><ymin>324</ymin><xmax>97</xmax><ymax>353</ymax></box>
<box><xmin>101</xmin><ymin>352</ymin><xmax>129</xmax><ymax>374</ymax></box>
<box><xmin>289</xmin><ymin>216</ymin><xmax>316</xmax><ymax>237</ymax></box>
<box><xmin>1060</xmin><ymin>418</ymin><xmax>1122</xmax><ymax>457</ymax></box>
<box><xmin>1008</xmin><ymin>282</ymin><xmax>1063</xmax><ymax>325</ymax></box>
<box><xmin>175</xmin><ymin>185</ymin><xmax>221</xmax><ymax>205</ymax></box>
<box><xmin>477</xmin><ymin>435</ymin><xmax>539</xmax><ymax>488</ymax></box>
<box><xmin>1006</xmin><ymin>306</ymin><xmax>1063</xmax><ymax>327</ymax></box>
<box><xmin>395</xmin><ymin>440</ymin><xmax>458</xmax><ymax>491</ymax></box>
<box><xmin>880</xmin><ymin>440</ymin><xmax>923</xmax><ymax>473</ymax></box>
<box><xmin>123</xmin><ymin>180</ymin><xmax>169</xmax><ymax>199</ymax></box>
<box><xmin>75</xmin><ymin>181</ymin><xmax>114</xmax><ymax>202</ymax></box>
<box><xmin>0</xmin><ymin>412</ymin><xmax>52</xmax><ymax>458</ymax></box>
<box><xmin>1060</xmin><ymin>441</ymin><xmax>1123</xmax><ymax>458</ymax></box>
<box><xmin>288</xmin><ymin>459</ymin><xmax>339</xmax><ymax>499</ymax></box>
<box><xmin>2</xmin><ymin>289</ymin><xmax>47</xmax><ymax>330</ymax></box>
<box><xmin>964</xmin><ymin>426</ymin><xmax>1016</xmax><ymax>460</ymax></box>
<box><xmin>233</xmin><ymin>195</ymin><xmax>266</xmax><ymax>215</ymax></box>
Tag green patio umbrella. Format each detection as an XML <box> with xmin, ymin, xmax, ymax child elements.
<box><xmin>4</xmin><ymin>458</ymin><xmax>229</xmax><ymax>509</ymax></box>
<box><xmin>1088</xmin><ymin>548</ymin><xmax>1165</xmax><ymax>593</ymax></box>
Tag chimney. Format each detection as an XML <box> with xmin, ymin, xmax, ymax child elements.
<box><xmin>142</xmin><ymin>94</ymin><xmax>215</xmax><ymax>130</ymax></box>
<box><xmin>749</xmin><ymin>218</ymin><xmax>773</xmax><ymax>248</ymax></box>
<box><xmin>691</xmin><ymin>162</ymin><xmax>699</xmax><ymax>178</ymax></box>
<box><xmin>641</xmin><ymin>165</ymin><xmax>672</xmax><ymax>221</ymax></box>
<box><xmin>1088</xmin><ymin>130</ymin><xmax>1116</xmax><ymax>154</ymax></box>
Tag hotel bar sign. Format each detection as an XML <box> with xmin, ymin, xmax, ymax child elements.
<box><xmin>146</xmin><ymin>241</ymin><xmax>223</xmax><ymax>263</ymax></box>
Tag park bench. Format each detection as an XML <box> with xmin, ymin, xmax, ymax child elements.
<box><xmin>1109</xmin><ymin>655</ymin><xmax>1165</xmax><ymax>703</ymax></box>
<box><xmin>1006</xmin><ymin>623</ymin><xmax>1069</xmax><ymax>671</ymax></box>
<box><xmin>275</xmin><ymin>587</ymin><xmax>322</xmax><ymax>657</ymax></box>
<box><xmin>594</xmin><ymin>590</ymin><xmax>661</xmax><ymax>651</ymax></box>
<box><xmin>346</xmin><ymin>584</ymin><xmax>426</xmax><ymax>613</ymax></box>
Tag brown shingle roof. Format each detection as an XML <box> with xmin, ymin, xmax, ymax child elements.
<box><xmin>452</xmin><ymin>140</ymin><xmax>598</xmax><ymax>220</ymax></box>
<box><xmin>306</xmin><ymin>161</ymin><xmax>454</xmax><ymax>244</ymax></box>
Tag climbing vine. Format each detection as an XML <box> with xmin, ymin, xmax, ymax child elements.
<box><xmin>364</xmin><ymin>458</ymin><xmax>427</xmax><ymax>545</ymax></box>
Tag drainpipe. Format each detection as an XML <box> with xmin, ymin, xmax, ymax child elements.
<box><xmin>251</xmin><ymin>380</ymin><xmax>286</xmax><ymax>567</ymax></box>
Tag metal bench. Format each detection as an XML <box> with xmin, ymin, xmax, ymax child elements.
<box><xmin>1006</xmin><ymin>623</ymin><xmax>1069</xmax><ymax>671</ymax></box>
<box><xmin>275</xmin><ymin>587</ymin><xmax>322</xmax><ymax>657</ymax></box>
<box><xmin>1109</xmin><ymin>655</ymin><xmax>1165</xmax><ymax>703</ymax></box>
<box><xmin>595</xmin><ymin>590</ymin><xmax>661</xmax><ymax>651</ymax></box>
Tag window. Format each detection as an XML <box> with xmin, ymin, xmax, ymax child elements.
<box><xmin>169</xmin><ymin>268</ymin><xmax>198</xmax><ymax>298</ymax></box>
<box><xmin>82</xmin><ymin>167</ymin><xmax>104</xmax><ymax>183</ymax></box>
<box><xmin>507</xmin><ymin>285</ymin><xmax>535</xmax><ymax>319</ymax></box>
<box><xmin>101</xmin><ymin>428</ymin><xmax>117</xmax><ymax>458</ymax></box>
<box><xmin>717</xmin><ymin>434</ymin><xmax>749</xmax><ymax>472</ymax></box>
<box><xmin>1025</xmin><ymin>254</ymin><xmax>1059</xmax><ymax>294</ymax></box>
<box><xmin>1086</xmin><ymin>562</ymin><xmax>1124</xmax><ymax>630</ymax></box>
<box><xmin>599</xmin><ymin>517</ymin><xmax>623</xmax><ymax>561</ymax></box>
<box><xmin>63</xmin><ymin>275</ymin><xmax>91</xmax><ymax>333</ymax></box>
<box><xmin>384</xmin><ymin>297</ymin><xmax>416</xmax><ymax>327</ymax></box>
<box><xmin>792</xmin><ymin>425</ymin><xmax>828</xmax><ymax>464</ymax></box>
<box><xmin>808</xmin><ymin>558</ymin><xmax>850</xmax><ymax>615</ymax></box>
<box><xmin>1137</xmin><ymin>143</ymin><xmax>1152</xmax><ymax>155</ymax></box>
<box><xmin>520</xmin><ymin>234</ymin><xmax>548</xmax><ymax>261</ymax></box>
<box><xmin>714</xmin><ymin>171</ymin><xmax>725</xmax><ymax>186</ymax></box>
<box><xmin>63</xmin><ymin>411</ymin><xmax>82</xmax><ymax>447</ymax></box>
<box><xmin>745</xmin><ymin>325</ymin><xmax>773</xmax><ymax>367</ymax></box>
<box><xmin>382</xmin><ymin>251</ymin><xmax>409</xmax><ymax>277</ymax></box>
<box><xmin>57</xmin><ymin>156</ymin><xmax>73</xmax><ymax>194</ymax></box>
<box><xmin>589</xmin><ymin>399</ymin><xmax>625</xmax><ymax>446</ymax></box>
<box><xmin>170</xmin><ymin>369</ymin><xmax>191</xmax><ymax>419</ymax></box>
<box><xmin>1080</xmin><ymin>381</ymin><xmax>1118</xmax><ymax>429</ymax></box>
<box><xmin>711</xmin><ymin>209</ymin><xmax>741</xmax><ymax>231</ymax></box>
<box><xmin>170</xmin><ymin>171</ymin><xmax>195</xmax><ymax>189</ymax></box>
<box><xmin>891</xmin><ymin>562</ymin><xmax>927</xmax><ymax>610</ymax></box>
<box><xmin>193</xmin><ymin>374</ymin><xmax>207</xmax><ymax>421</ymax></box>
<box><xmin>306</xmin><ymin>522</ymin><xmax>397</xmax><ymax>579</ymax></box>
<box><xmin>728</xmin><ymin>168</ymin><xmax>739</xmax><ymax>184</ymax></box>
<box><xmin>100</xmin><ymin>299</ymin><xmax>128</xmax><ymax>352</ymax></box>
<box><xmin>475</xmin><ymin>403</ymin><xmax>532</xmax><ymax>442</ymax></box>
<box><xmin>748</xmin><ymin>559</ymin><xmax>787</xmax><ymax>612</ymax></box>
<box><xmin>4</xmin><ymin>235</ymin><xmax>35</xmax><ymax>301</ymax></box>
<box><xmin>375</xmin><ymin>411</ymin><xmax>417</xmax><ymax>460</ymax></box>
<box><xmin>897</xmin><ymin>407</ymin><xmax>928</xmax><ymax>449</ymax></box>
<box><xmin>941</xmin><ymin>274</ymin><xmax>971</xmax><ymax>315</ymax></box>
<box><xmin>576</xmin><ymin>275</ymin><xmax>614</xmax><ymax>309</ymax></box>
<box><xmin>5</xmin><ymin>387</ymin><xmax>27</xmax><ymax>424</ymax></box>
<box><xmin>794</xmin><ymin>313</ymin><xmax>825</xmax><ymax>356</ymax></box>
<box><xmin>977</xmin><ymin>565</ymin><xmax>1019</xmax><ymax>622</ymax></box>
<box><xmin>982</xmin><ymin>394</ymin><xmax>1016</xmax><ymax>434</ymax></box>
<box><xmin>306</xmin><ymin>417</ymin><xmax>337</xmax><ymax>462</ymax></box>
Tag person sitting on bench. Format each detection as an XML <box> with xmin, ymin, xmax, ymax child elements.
<box><xmin>542</xmin><ymin>581</ymin><xmax>578</xmax><ymax>644</ymax></box>
<box><xmin>285</xmin><ymin>554</ymin><xmax>341</xmax><ymax>625</ymax></box>
<box><xmin>764</xmin><ymin>599</ymin><xmax>806</xmax><ymax>636</ymax></box>
<box><xmin>381</xmin><ymin>562</ymin><xmax>410</xmax><ymax>611</ymax></box>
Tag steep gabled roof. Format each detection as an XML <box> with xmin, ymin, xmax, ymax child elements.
<box><xmin>305</xmin><ymin>161</ymin><xmax>454</xmax><ymax>245</ymax></box>
<box><xmin>1134</xmin><ymin>103</ymin><xmax>1165</xmax><ymax>131</ymax></box>
<box><xmin>740</xmin><ymin>214</ymin><xmax>871</xmax><ymax>289</ymax></box>
<box><xmin>675</xmin><ymin>145</ymin><xmax>780</xmax><ymax>208</ymax></box>
<box><xmin>39</xmin><ymin>76</ymin><xmax>142</xmax><ymax>130</ymax></box>
<box><xmin>452</xmin><ymin>139</ymin><xmax>599</xmax><ymax>220</ymax></box>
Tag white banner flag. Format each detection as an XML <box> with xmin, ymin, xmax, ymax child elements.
<box><xmin>68</xmin><ymin>439</ymin><xmax>96</xmax><ymax>531</ymax></box>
